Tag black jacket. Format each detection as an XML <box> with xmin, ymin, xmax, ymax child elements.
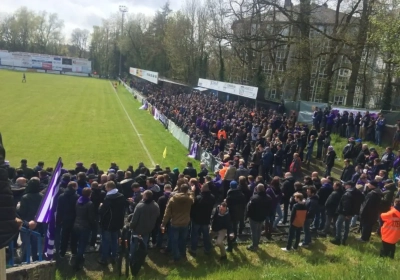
<box><xmin>190</xmin><ymin>191</ymin><xmax>216</xmax><ymax>225</ymax></box>
<box><xmin>18</xmin><ymin>181</ymin><xmax>43</xmax><ymax>222</ymax></box>
<box><xmin>211</xmin><ymin>206</ymin><xmax>232</xmax><ymax>233</ymax></box>
<box><xmin>56</xmin><ymin>188</ymin><xmax>79</xmax><ymax>227</ymax></box>
<box><xmin>226</xmin><ymin>189</ymin><xmax>246</xmax><ymax>222</ymax></box>
<box><xmin>360</xmin><ymin>188</ymin><xmax>382</xmax><ymax>222</ymax></box>
<box><xmin>317</xmin><ymin>184</ymin><xmax>333</xmax><ymax>206</ymax></box>
<box><xmin>183</xmin><ymin>167</ymin><xmax>197</xmax><ymax>179</ymax></box>
<box><xmin>306</xmin><ymin>195</ymin><xmax>319</xmax><ymax>219</ymax></box>
<box><xmin>157</xmin><ymin>193</ymin><xmax>172</xmax><ymax>224</ymax></box>
<box><xmin>246</xmin><ymin>191</ymin><xmax>272</xmax><ymax>222</ymax></box>
<box><xmin>0</xmin><ymin>171</ymin><xmax>19</xmax><ymax>249</ymax></box>
<box><xmin>90</xmin><ymin>188</ymin><xmax>105</xmax><ymax>215</ymax></box>
<box><xmin>274</xmin><ymin>149</ymin><xmax>285</xmax><ymax>166</ymax></box>
<box><xmin>337</xmin><ymin>187</ymin><xmax>364</xmax><ymax>216</ymax></box>
<box><xmin>281</xmin><ymin>176</ymin><xmax>295</xmax><ymax>201</ymax></box>
<box><xmin>99</xmin><ymin>192</ymin><xmax>126</xmax><ymax>231</ymax></box>
<box><xmin>74</xmin><ymin>200</ymin><xmax>96</xmax><ymax>230</ymax></box>
<box><xmin>356</xmin><ymin>150</ymin><xmax>369</xmax><ymax>166</ymax></box>
<box><xmin>341</xmin><ymin>165</ymin><xmax>355</xmax><ymax>182</ymax></box>
<box><xmin>325</xmin><ymin>189</ymin><xmax>343</xmax><ymax>216</ymax></box>
<box><xmin>381</xmin><ymin>183</ymin><xmax>396</xmax><ymax>213</ymax></box>
<box><xmin>326</xmin><ymin>151</ymin><xmax>336</xmax><ymax>168</ymax></box>
<box><xmin>119</xmin><ymin>178</ymin><xmax>134</xmax><ymax>199</ymax></box>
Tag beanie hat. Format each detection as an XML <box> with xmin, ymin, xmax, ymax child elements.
<box><xmin>230</xmin><ymin>181</ymin><xmax>238</xmax><ymax>189</ymax></box>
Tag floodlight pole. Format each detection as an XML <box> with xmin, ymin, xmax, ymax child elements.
<box><xmin>119</xmin><ymin>5</ymin><xmax>128</xmax><ymax>78</ymax></box>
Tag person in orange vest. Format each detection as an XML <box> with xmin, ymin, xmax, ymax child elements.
<box><xmin>380</xmin><ymin>198</ymin><xmax>400</xmax><ymax>258</ymax></box>
<box><xmin>217</xmin><ymin>129</ymin><xmax>227</xmax><ymax>140</ymax></box>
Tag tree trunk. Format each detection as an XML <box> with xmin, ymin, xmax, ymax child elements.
<box><xmin>298</xmin><ymin>0</ymin><xmax>311</xmax><ymax>100</ymax></box>
<box><xmin>382</xmin><ymin>61</ymin><xmax>392</xmax><ymax>110</ymax></box>
<box><xmin>346</xmin><ymin>0</ymin><xmax>372</xmax><ymax>106</ymax></box>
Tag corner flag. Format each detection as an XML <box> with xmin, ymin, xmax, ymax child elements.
<box><xmin>163</xmin><ymin>147</ymin><xmax>167</xmax><ymax>159</ymax></box>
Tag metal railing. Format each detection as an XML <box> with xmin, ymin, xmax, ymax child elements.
<box><xmin>8</xmin><ymin>227</ymin><xmax>43</xmax><ymax>267</ymax></box>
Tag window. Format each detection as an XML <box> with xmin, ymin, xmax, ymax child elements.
<box><xmin>270</xmin><ymin>89</ymin><xmax>277</xmax><ymax>99</ymax></box>
<box><xmin>276</xmin><ymin>50</ymin><xmax>285</xmax><ymax>63</ymax></box>
<box><xmin>339</xmin><ymin>68</ymin><xmax>350</xmax><ymax>77</ymax></box>
<box><xmin>333</xmin><ymin>95</ymin><xmax>345</xmax><ymax>105</ymax></box>
<box><xmin>277</xmin><ymin>64</ymin><xmax>284</xmax><ymax>72</ymax></box>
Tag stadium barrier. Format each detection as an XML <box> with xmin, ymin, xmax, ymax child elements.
<box><xmin>8</xmin><ymin>227</ymin><xmax>44</xmax><ymax>267</ymax></box>
<box><xmin>120</xmin><ymin>79</ymin><xmax>224</xmax><ymax>171</ymax></box>
<box><xmin>36</xmin><ymin>69</ymin><xmax>46</xmax><ymax>73</ymax></box>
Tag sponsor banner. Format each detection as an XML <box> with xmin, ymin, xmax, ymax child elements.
<box><xmin>42</xmin><ymin>62</ymin><xmax>52</xmax><ymax>70</ymax></box>
<box><xmin>129</xmin><ymin>67</ymin><xmax>158</xmax><ymax>84</ymax></box>
<box><xmin>27</xmin><ymin>68</ymin><xmax>37</xmax><ymax>72</ymax></box>
<box><xmin>159</xmin><ymin>113</ymin><xmax>169</xmax><ymax>129</ymax></box>
<box><xmin>36</xmin><ymin>69</ymin><xmax>46</xmax><ymax>73</ymax></box>
<box><xmin>14</xmin><ymin>67</ymin><xmax>27</xmax><ymax>71</ymax></box>
<box><xmin>63</xmin><ymin>72</ymin><xmax>89</xmax><ymax>77</ymax></box>
<box><xmin>154</xmin><ymin>108</ymin><xmax>160</xmax><ymax>120</ymax></box>
<box><xmin>168</xmin><ymin>120</ymin><xmax>190</xmax><ymax>149</ymax></box>
<box><xmin>47</xmin><ymin>70</ymin><xmax>60</xmax><ymax>74</ymax></box>
<box><xmin>198</xmin><ymin>78</ymin><xmax>258</xmax><ymax>99</ymax></box>
<box><xmin>32</xmin><ymin>60</ymin><xmax>43</xmax><ymax>68</ymax></box>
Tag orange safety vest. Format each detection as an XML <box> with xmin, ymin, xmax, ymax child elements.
<box><xmin>381</xmin><ymin>207</ymin><xmax>400</xmax><ymax>244</ymax></box>
<box><xmin>218</xmin><ymin>130</ymin><xmax>227</xmax><ymax>140</ymax></box>
<box><xmin>219</xmin><ymin>166</ymin><xmax>228</xmax><ymax>180</ymax></box>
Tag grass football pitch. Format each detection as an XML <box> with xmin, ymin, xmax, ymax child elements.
<box><xmin>0</xmin><ymin>70</ymin><xmax>193</xmax><ymax>171</ymax></box>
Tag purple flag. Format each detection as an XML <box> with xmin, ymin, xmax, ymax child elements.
<box><xmin>35</xmin><ymin>158</ymin><xmax>62</xmax><ymax>260</ymax></box>
<box><xmin>188</xmin><ymin>142</ymin><xmax>198</xmax><ymax>159</ymax></box>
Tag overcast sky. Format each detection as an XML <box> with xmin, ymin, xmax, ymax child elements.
<box><xmin>2</xmin><ymin>0</ymin><xmax>182</xmax><ymax>38</ymax></box>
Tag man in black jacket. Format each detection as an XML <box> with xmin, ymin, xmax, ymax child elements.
<box><xmin>19</xmin><ymin>178</ymin><xmax>43</xmax><ymax>261</ymax></box>
<box><xmin>156</xmin><ymin>184</ymin><xmax>172</xmax><ymax>250</ymax></box>
<box><xmin>319</xmin><ymin>182</ymin><xmax>343</xmax><ymax>236</ymax></box>
<box><xmin>211</xmin><ymin>202</ymin><xmax>233</xmax><ymax>260</ymax></box>
<box><xmin>340</xmin><ymin>159</ymin><xmax>355</xmax><ymax>183</ymax></box>
<box><xmin>359</xmin><ymin>180</ymin><xmax>382</xmax><ymax>242</ymax></box>
<box><xmin>273</xmin><ymin>145</ymin><xmax>284</xmax><ymax>177</ymax></box>
<box><xmin>302</xmin><ymin>186</ymin><xmax>318</xmax><ymax>247</ymax></box>
<box><xmin>225</xmin><ymin>181</ymin><xmax>246</xmax><ymax>250</ymax></box>
<box><xmin>89</xmin><ymin>181</ymin><xmax>105</xmax><ymax>250</ymax></box>
<box><xmin>331</xmin><ymin>181</ymin><xmax>363</xmax><ymax>245</ymax></box>
<box><xmin>246</xmin><ymin>184</ymin><xmax>272</xmax><ymax>251</ymax></box>
<box><xmin>281</xmin><ymin>173</ymin><xmax>295</xmax><ymax>225</ymax></box>
<box><xmin>57</xmin><ymin>181</ymin><xmax>79</xmax><ymax>257</ymax></box>
<box><xmin>183</xmin><ymin>162</ymin><xmax>197</xmax><ymax>178</ymax></box>
<box><xmin>313</xmin><ymin>178</ymin><xmax>333</xmax><ymax>231</ymax></box>
<box><xmin>190</xmin><ymin>183</ymin><xmax>216</xmax><ymax>255</ymax></box>
<box><xmin>98</xmin><ymin>181</ymin><xmax>125</xmax><ymax>265</ymax></box>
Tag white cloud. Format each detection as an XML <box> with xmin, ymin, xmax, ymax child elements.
<box><xmin>1</xmin><ymin>0</ymin><xmax>181</xmax><ymax>39</ymax></box>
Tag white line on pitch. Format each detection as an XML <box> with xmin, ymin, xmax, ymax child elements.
<box><xmin>110</xmin><ymin>82</ymin><xmax>156</xmax><ymax>166</ymax></box>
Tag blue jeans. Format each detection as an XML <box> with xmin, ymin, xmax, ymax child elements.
<box><xmin>305</xmin><ymin>149</ymin><xmax>313</xmax><ymax>162</ymax></box>
<box><xmin>190</xmin><ymin>223</ymin><xmax>211</xmax><ymax>253</ymax></box>
<box><xmin>313</xmin><ymin>206</ymin><xmax>326</xmax><ymax>230</ymax></box>
<box><xmin>170</xmin><ymin>226</ymin><xmax>188</xmax><ymax>261</ymax></box>
<box><xmin>249</xmin><ymin>219</ymin><xmax>263</xmax><ymax>248</ymax></box>
<box><xmin>21</xmin><ymin>231</ymin><xmax>39</xmax><ymax>262</ymax></box>
<box><xmin>286</xmin><ymin>226</ymin><xmax>302</xmax><ymax>250</ymax></box>
<box><xmin>302</xmin><ymin>218</ymin><xmax>312</xmax><ymax>245</ymax></box>
<box><xmin>101</xmin><ymin>230</ymin><xmax>119</xmax><ymax>262</ymax></box>
<box><xmin>273</xmin><ymin>205</ymin><xmax>283</xmax><ymax>228</ymax></box>
<box><xmin>375</xmin><ymin>130</ymin><xmax>382</xmax><ymax>146</ymax></box>
<box><xmin>130</xmin><ymin>232</ymin><xmax>149</xmax><ymax>261</ymax></box>
<box><xmin>74</xmin><ymin>228</ymin><xmax>90</xmax><ymax>259</ymax></box>
<box><xmin>274</xmin><ymin>165</ymin><xmax>282</xmax><ymax>177</ymax></box>
<box><xmin>350</xmin><ymin>215</ymin><xmax>358</xmax><ymax>227</ymax></box>
<box><xmin>335</xmin><ymin>214</ymin><xmax>351</xmax><ymax>242</ymax></box>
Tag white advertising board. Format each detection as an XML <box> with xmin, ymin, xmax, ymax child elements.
<box><xmin>129</xmin><ymin>67</ymin><xmax>159</xmax><ymax>84</ymax></box>
<box><xmin>198</xmin><ymin>78</ymin><xmax>258</xmax><ymax>99</ymax></box>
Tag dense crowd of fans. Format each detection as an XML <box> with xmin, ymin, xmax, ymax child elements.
<box><xmin>4</xmin><ymin>79</ymin><xmax>400</xmax><ymax>276</ymax></box>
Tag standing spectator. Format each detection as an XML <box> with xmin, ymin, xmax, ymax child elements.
<box><xmin>381</xmin><ymin>147</ymin><xmax>395</xmax><ymax>173</ymax></box>
<box><xmin>18</xmin><ymin>178</ymin><xmax>43</xmax><ymax>261</ymax></box>
<box><xmin>76</xmin><ymin>172</ymin><xmax>90</xmax><ymax>196</ymax></box>
<box><xmin>346</xmin><ymin>112</ymin><xmax>355</xmax><ymax>138</ymax></box>
<box><xmin>316</xmin><ymin>130</ymin><xmax>325</xmax><ymax>160</ymax></box>
<box><xmin>319</xmin><ymin>181</ymin><xmax>343</xmax><ymax>236</ymax></box>
<box><xmin>89</xmin><ymin>181</ymin><xmax>105</xmax><ymax>250</ymax></box>
<box><xmin>281</xmin><ymin>192</ymin><xmax>307</xmax><ymax>251</ymax></box>
<box><xmin>183</xmin><ymin>162</ymin><xmax>197</xmax><ymax>178</ymax></box>
<box><xmin>198</xmin><ymin>163</ymin><xmax>208</xmax><ymax>184</ymax></box>
<box><xmin>359</xmin><ymin>181</ymin><xmax>382</xmax><ymax>242</ymax></box>
<box><xmin>226</xmin><ymin>180</ymin><xmax>246</xmax><ymax>250</ymax></box>
<box><xmin>19</xmin><ymin>159</ymin><xmax>35</xmax><ymax>180</ymax></box>
<box><xmin>313</xmin><ymin>178</ymin><xmax>333</xmax><ymax>231</ymax></box>
<box><xmin>322</xmin><ymin>132</ymin><xmax>331</xmax><ymax>162</ymax></box>
<box><xmin>33</xmin><ymin>161</ymin><xmax>44</xmax><ymax>175</ymax></box>
<box><xmin>57</xmin><ymin>181</ymin><xmax>79</xmax><ymax>258</ymax></box>
<box><xmin>129</xmin><ymin>190</ymin><xmax>160</xmax><ymax>261</ymax></box>
<box><xmin>157</xmin><ymin>184</ymin><xmax>172</xmax><ymax>251</ymax></box>
<box><xmin>161</xmin><ymin>184</ymin><xmax>194</xmax><ymax>263</ymax></box>
<box><xmin>261</xmin><ymin>147</ymin><xmax>273</xmax><ymax>181</ymax></box>
<box><xmin>128</xmin><ymin>183</ymin><xmax>144</xmax><ymax>213</ymax></box>
<box><xmin>301</xmin><ymin>186</ymin><xmax>318</xmax><ymax>247</ymax></box>
<box><xmin>73</xmin><ymin>188</ymin><xmax>96</xmax><ymax>269</ymax></box>
<box><xmin>98</xmin><ymin>181</ymin><xmax>125</xmax><ymax>265</ymax></box>
<box><xmin>380</xmin><ymin>198</ymin><xmax>400</xmax><ymax>258</ymax></box>
<box><xmin>305</xmin><ymin>135</ymin><xmax>316</xmax><ymax>165</ymax></box>
<box><xmin>332</xmin><ymin>181</ymin><xmax>363</xmax><ymax>245</ymax></box>
<box><xmin>281</xmin><ymin>172</ymin><xmax>295</xmax><ymax>225</ymax></box>
<box><xmin>222</xmin><ymin>161</ymin><xmax>236</xmax><ymax>199</ymax></box>
<box><xmin>375</xmin><ymin>113</ymin><xmax>386</xmax><ymax>146</ymax></box>
<box><xmin>235</xmin><ymin>159</ymin><xmax>249</xmax><ymax>181</ymax></box>
<box><xmin>190</xmin><ymin>183</ymin><xmax>215</xmax><ymax>255</ymax></box>
<box><xmin>325</xmin><ymin>146</ymin><xmax>336</xmax><ymax>177</ymax></box>
<box><xmin>246</xmin><ymin>184</ymin><xmax>272</xmax><ymax>251</ymax></box>
<box><xmin>210</xmin><ymin>202</ymin><xmax>234</xmax><ymax>260</ymax></box>
<box><xmin>273</xmin><ymin>144</ymin><xmax>284</xmax><ymax>177</ymax></box>
<box><xmin>289</xmin><ymin>153</ymin><xmax>302</xmax><ymax>180</ymax></box>
<box><xmin>341</xmin><ymin>159</ymin><xmax>355</xmax><ymax>182</ymax></box>
<box><xmin>355</xmin><ymin>112</ymin><xmax>362</xmax><ymax>139</ymax></box>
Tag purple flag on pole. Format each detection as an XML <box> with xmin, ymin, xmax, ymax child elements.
<box><xmin>35</xmin><ymin>157</ymin><xmax>63</xmax><ymax>260</ymax></box>
<box><xmin>188</xmin><ymin>142</ymin><xmax>198</xmax><ymax>159</ymax></box>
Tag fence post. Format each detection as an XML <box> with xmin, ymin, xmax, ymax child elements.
<box><xmin>0</xmin><ymin>248</ymin><xmax>6</xmax><ymax>280</ymax></box>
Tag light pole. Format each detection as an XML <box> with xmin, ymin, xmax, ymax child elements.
<box><xmin>119</xmin><ymin>5</ymin><xmax>128</xmax><ymax>78</ymax></box>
